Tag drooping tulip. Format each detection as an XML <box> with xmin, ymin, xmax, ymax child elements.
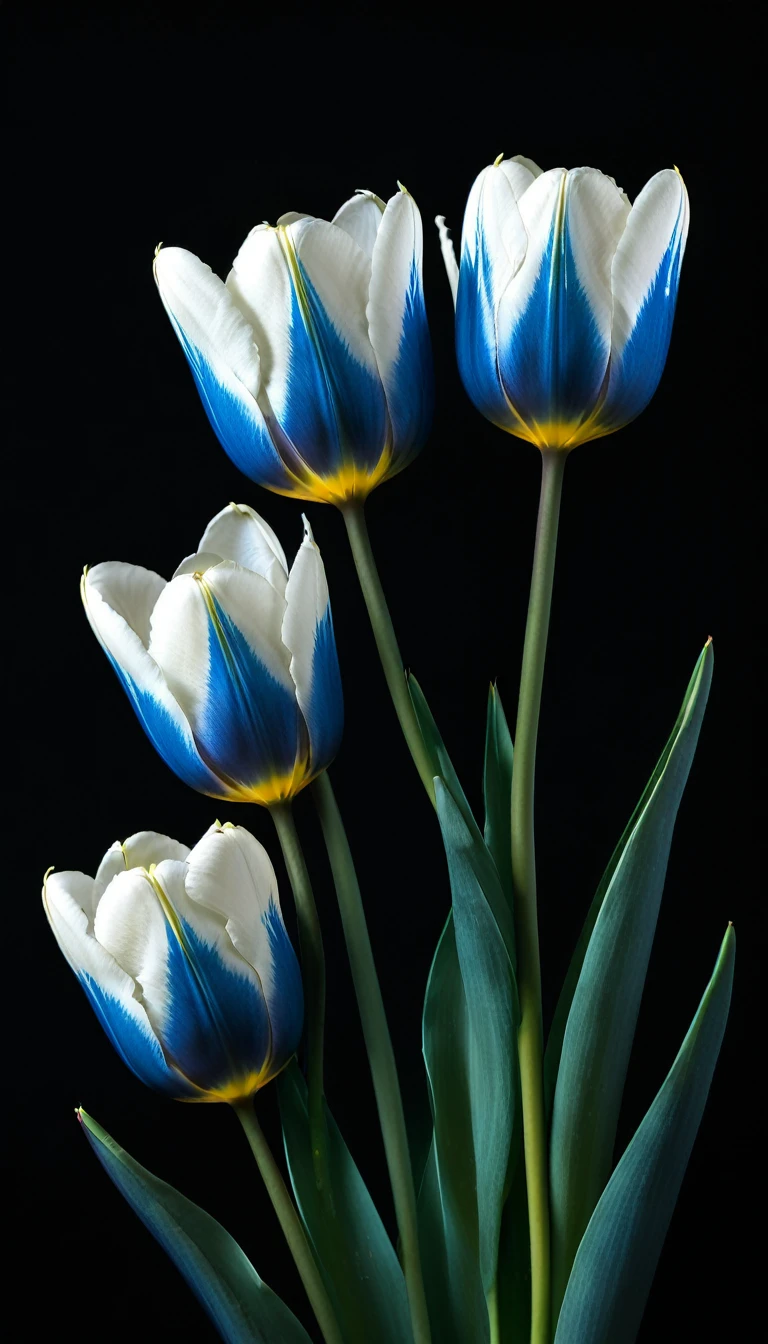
<box><xmin>43</xmin><ymin>823</ymin><xmax>303</xmax><ymax>1101</ymax></box>
<box><xmin>82</xmin><ymin>503</ymin><xmax>342</xmax><ymax>805</ymax></box>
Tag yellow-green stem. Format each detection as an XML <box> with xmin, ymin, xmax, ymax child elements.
<box><xmin>312</xmin><ymin>769</ymin><xmax>432</xmax><ymax>1344</ymax></box>
<box><xmin>341</xmin><ymin>500</ymin><xmax>435</xmax><ymax>802</ymax></box>
<box><xmin>232</xmin><ymin>1099</ymin><xmax>344</xmax><ymax>1344</ymax></box>
<box><xmin>269</xmin><ymin>801</ymin><xmax>331</xmax><ymax>1205</ymax></box>
<box><xmin>510</xmin><ymin>449</ymin><xmax>567</xmax><ymax>1344</ymax></box>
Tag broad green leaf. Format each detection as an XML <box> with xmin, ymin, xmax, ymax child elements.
<box><xmin>554</xmin><ymin>925</ymin><xmax>735</xmax><ymax>1344</ymax></box>
<box><xmin>78</xmin><ymin>1108</ymin><xmax>311</xmax><ymax>1344</ymax></box>
<box><xmin>548</xmin><ymin>641</ymin><xmax>713</xmax><ymax>1320</ymax></box>
<box><xmin>483</xmin><ymin>684</ymin><xmax>515</xmax><ymax>933</ymax></box>
<box><xmin>407</xmin><ymin>673</ymin><xmax>478</xmax><ymax>835</ymax></box>
<box><xmin>418</xmin><ymin>781</ymin><xmax>519</xmax><ymax>1343</ymax></box>
<box><xmin>277</xmin><ymin>1061</ymin><xmax>411</xmax><ymax>1344</ymax></box>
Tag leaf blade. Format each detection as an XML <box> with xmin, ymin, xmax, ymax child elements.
<box><xmin>79</xmin><ymin>1108</ymin><xmax>312</xmax><ymax>1344</ymax></box>
<box><xmin>548</xmin><ymin>641</ymin><xmax>714</xmax><ymax>1318</ymax></box>
<box><xmin>277</xmin><ymin>1061</ymin><xmax>412</xmax><ymax>1344</ymax></box>
<box><xmin>554</xmin><ymin>925</ymin><xmax>735</xmax><ymax>1344</ymax></box>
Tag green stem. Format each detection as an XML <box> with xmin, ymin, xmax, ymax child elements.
<box><xmin>232</xmin><ymin>1099</ymin><xmax>344</xmax><ymax>1344</ymax></box>
<box><xmin>487</xmin><ymin>1283</ymin><xmax>501</xmax><ymax>1344</ymax></box>
<box><xmin>341</xmin><ymin>501</ymin><xmax>435</xmax><ymax>802</ymax></box>
<box><xmin>269</xmin><ymin>802</ymin><xmax>331</xmax><ymax>1205</ymax></box>
<box><xmin>510</xmin><ymin>449</ymin><xmax>567</xmax><ymax>1344</ymax></box>
<box><xmin>312</xmin><ymin>770</ymin><xmax>432</xmax><ymax>1344</ymax></box>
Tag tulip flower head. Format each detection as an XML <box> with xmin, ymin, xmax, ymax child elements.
<box><xmin>43</xmin><ymin>823</ymin><xmax>303</xmax><ymax>1101</ymax></box>
<box><xmin>437</xmin><ymin>156</ymin><xmax>689</xmax><ymax>451</ymax></box>
<box><xmin>154</xmin><ymin>187</ymin><xmax>433</xmax><ymax>505</ymax></box>
<box><xmin>82</xmin><ymin>504</ymin><xmax>343</xmax><ymax>805</ymax></box>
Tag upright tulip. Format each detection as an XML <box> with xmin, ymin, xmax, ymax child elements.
<box><xmin>43</xmin><ymin>823</ymin><xmax>303</xmax><ymax>1101</ymax></box>
<box><xmin>437</xmin><ymin>156</ymin><xmax>689</xmax><ymax>450</ymax></box>
<box><xmin>82</xmin><ymin>503</ymin><xmax>343</xmax><ymax>805</ymax></box>
<box><xmin>154</xmin><ymin>186</ymin><xmax>432</xmax><ymax>505</ymax></box>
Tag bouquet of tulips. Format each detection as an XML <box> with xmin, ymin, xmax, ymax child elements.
<box><xmin>44</xmin><ymin>156</ymin><xmax>733</xmax><ymax>1344</ymax></box>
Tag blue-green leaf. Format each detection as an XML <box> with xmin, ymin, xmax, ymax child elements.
<box><xmin>549</xmin><ymin>641</ymin><xmax>713</xmax><ymax>1320</ymax></box>
<box><xmin>483</xmin><ymin>684</ymin><xmax>515</xmax><ymax>932</ymax></box>
<box><xmin>418</xmin><ymin>781</ymin><xmax>519</xmax><ymax>1343</ymax></box>
<box><xmin>277</xmin><ymin>1061</ymin><xmax>412</xmax><ymax>1344</ymax></box>
<box><xmin>407</xmin><ymin>673</ymin><xmax>478</xmax><ymax>835</ymax></box>
<box><xmin>554</xmin><ymin>925</ymin><xmax>735</xmax><ymax>1344</ymax></box>
<box><xmin>78</xmin><ymin>1108</ymin><xmax>311</xmax><ymax>1344</ymax></box>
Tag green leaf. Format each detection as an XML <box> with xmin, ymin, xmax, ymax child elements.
<box><xmin>418</xmin><ymin>782</ymin><xmax>519</xmax><ymax>1343</ymax></box>
<box><xmin>78</xmin><ymin>1108</ymin><xmax>311</xmax><ymax>1344</ymax></box>
<box><xmin>548</xmin><ymin>641</ymin><xmax>714</xmax><ymax>1321</ymax></box>
<box><xmin>276</xmin><ymin>1061</ymin><xmax>412</xmax><ymax>1344</ymax></box>
<box><xmin>554</xmin><ymin>925</ymin><xmax>735</xmax><ymax>1344</ymax></box>
<box><xmin>483</xmin><ymin>684</ymin><xmax>515</xmax><ymax>931</ymax></box>
<box><xmin>407</xmin><ymin>673</ymin><xmax>478</xmax><ymax>836</ymax></box>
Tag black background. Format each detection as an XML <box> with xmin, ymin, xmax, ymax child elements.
<box><xmin>8</xmin><ymin>11</ymin><xmax>759</xmax><ymax>1344</ymax></box>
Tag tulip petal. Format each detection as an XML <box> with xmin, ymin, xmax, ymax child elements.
<box><xmin>197</xmin><ymin>502</ymin><xmax>289</xmax><ymax>595</ymax></box>
<box><xmin>496</xmin><ymin>168</ymin><xmax>627</xmax><ymax>448</ymax></box>
<box><xmin>96</xmin><ymin>862</ymin><xmax>273</xmax><ymax>1098</ymax></box>
<box><xmin>43</xmin><ymin>870</ymin><xmax>188</xmax><ymax>1096</ymax></box>
<box><xmin>332</xmin><ymin>189</ymin><xmax>386</xmax><ymax>260</ymax></box>
<box><xmin>595</xmin><ymin>169</ymin><xmax>689</xmax><ymax>436</ymax></box>
<box><xmin>83</xmin><ymin>564</ymin><xmax>231</xmax><ymax>798</ymax></box>
<box><xmin>435</xmin><ymin>215</ymin><xmax>459</xmax><ymax>307</ymax></box>
<box><xmin>148</xmin><ymin>564</ymin><xmax>305</xmax><ymax>801</ymax></box>
<box><xmin>94</xmin><ymin>832</ymin><xmax>190</xmax><ymax>902</ymax></box>
<box><xmin>456</xmin><ymin>164</ymin><xmax>529</xmax><ymax>436</ymax></box>
<box><xmin>367</xmin><ymin>189</ymin><xmax>434</xmax><ymax>467</ymax></box>
<box><xmin>154</xmin><ymin>246</ymin><xmax>296</xmax><ymax>494</ymax></box>
<box><xmin>229</xmin><ymin>221</ymin><xmax>388</xmax><ymax>488</ymax></box>
<box><xmin>185</xmin><ymin>824</ymin><xmax>303</xmax><ymax>1074</ymax></box>
<box><xmin>282</xmin><ymin>518</ymin><xmax>344</xmax><ymax>777</ymax></box>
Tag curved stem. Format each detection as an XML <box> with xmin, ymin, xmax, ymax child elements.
<box><xmin>312</xmin><ymin>770</ymin><xmax>432</xmax><ymax>1344</ymax></box>
<box><xmin>269</xmin><ymin>801</ymin><xmax>331</xmax><ymax>1205</ymax></box>
<box><xmin>232</xmin><ymin>1099</ymin><xmax>344</xmax><ymax>1344</ymax></box>
<box><xmin>510</xmin><ymin>449</ymin><xmax>567</xmax><ymax>1344</ymax></box>
<box><xmin>341</xmin><ymin>500</ymin><xmax>435</xmax><ymax>803</ymax></box>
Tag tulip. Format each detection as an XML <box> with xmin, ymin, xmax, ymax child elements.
<box><xmin>43</xmin><ymin>823</ymin><xmax>303</xmax><ymax>1101</ymax></box>
<box><xmin>82</xmin><ymin>503</ymin><xmax>343</xmax><ymax>805</ymax></box>
<box><xmin>437</xmin><ymin>156</ymin><xmax>689</xmax><ymax>450</ymax></box>
<box><xmin>153</xmin><ymin>186</ymin><xmax>433</xmax><ymax>505</ymax></box>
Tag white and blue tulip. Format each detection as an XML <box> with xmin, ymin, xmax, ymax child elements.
<box><xmin>43</xmin><ymin>823</ymin><xmax>303</xmax><ymax>1102</ymax></box>
<box><xmin>153</xmin><ymin>187</ymin><xmax>432</xmax><ymax>505</ymax></box>
<box><xmin>437</xmin><ymin>157</ymin><xmax>689</xmax><ymax>450</ymax></box>
<box><xmin>82</xmin><ymin>503</ymin><xmax>343</xmax><ymax>806</ymax></box>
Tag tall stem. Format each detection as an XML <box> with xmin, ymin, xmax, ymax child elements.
<box><xmin>269</xmin><ymin>801</ymin><xmax>330</xmax><ymax>1204</ymax></box>
<box><xmin>232</xmin><ymin>1099</ymin><xmax>344</xmax><ymax>1344</ymax></box>
<box><xmin>312</xmin><ymin>770</ymin><xmax>432</xmax><ymax>1344</ymax></box>
<box><xmin>341</xmin><ymin>501</ymin><xmax>435</xmax><ymax>802</ymax></box>
<box><xmin>510</xmin><ymin>449</ymin><xmax>567</xmax><ymax>1344</ymax></box>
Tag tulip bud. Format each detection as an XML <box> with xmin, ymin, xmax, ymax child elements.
<box><xmin>82</xmin><ymin>504</ymin><xmax>343</xmax><ymax>804</ymax></box>
<box><xmin>43</xmin><ymin>824</ymin><xmax>303</xmax><ymax>1101</ymax></box>
<box><xmin>154</xmin><ymin>187</ymin><xmax>433</xmax><ymax>504</ymax></box>
<box><xmin>439</xmin><ymin>157</ymin><xmax>689</xmax><ymax>450</ymax></box>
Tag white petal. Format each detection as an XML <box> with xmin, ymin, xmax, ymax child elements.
<box><xmin>496</xmin><ymin>167</ymin><xmax>566</xmax><ymax>339</ymax></box>
<box><xmin>435</xmin><ymin>215</ymin><xmax>459</xmax><ymax>307</ymax></box>
<box><xmin>332</xmin><ymin>189</ymin><xmax>387</xmax><ymax>260</ymax></box>
<box><xmin>226</xmin><ymin>224</ymin><xmax>300</xmax><ymax>413</ymax></box>
<box><xmin>367</xmin><ymin>189</ymin><xmax>426</xmax><ymax>377</ymax></box>
<box><xmin>93</xmin><ymin>866</ymin><xmax>172</xmax><ymax>1030</ymax></box>
<box><xmin>85</xmin><ymin>562</ymin><xmax>165</xmax><ymax>650</ymax></box>
<box><xmin>197</xmin><ymin>502</ymin><xmax>289</xmax><ymax>593</ymax></box>
<box><xmin>508</xmin><ymin>154</ymin><xmax>543</xmax><ymax>180</ymax></box>
<box><xmin>566</xmin><ymin>168</ymin><xmax>630</xmax><ymax>350</ymax></box>
<box><xmin>610</xmin><ymin>168</ymin><xmax>689</xmax><ymax>358</ymax></box>
<box><xmin>44</xmin><ymin>869</ymin><xmax>142</xmax><ymax>1012</ymax></box>
<box><xmin>154</xmin><ymin>246</ymin><xmax>262</xmax><ymax>398</ymax></box>
<box><xmin>184</xmin><ymin>823</ymin><xmax>280</xmax><ymax>993</ymax></box>
<box><xmin>94</xmin><ymin>831</ymin><xmax>190</xmax><ymax>902</ymax></box>
<box><xmin>498</xmin><ymin>156</ymin><xmax>539</xmax><ymax>200</ymax></box>
<box><xmin>289</xmin><ymin>216</ymin><xmax>379</xmax><ymax>371</ymax></box>
<box><xmin>460</xmin><ymin>163</ymin><xmax>528</xmax><ymax>288</ymax></box>
<box><xmin>282</xmin><ymin>515</ymin><xmax>329</xmax><ymax>707</ymax></box>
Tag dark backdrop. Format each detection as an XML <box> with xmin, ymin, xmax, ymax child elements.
<box><xmin>8</xmin><ymin>12</ymin><xmax>758</xmax><ymax>1344</ymax></box>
